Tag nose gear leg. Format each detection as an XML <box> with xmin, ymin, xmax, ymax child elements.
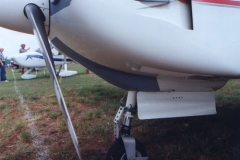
<box><xmin>110</xmin><ymin>91</ymin><xmax>148</xmax><ymax>160</ymax></box>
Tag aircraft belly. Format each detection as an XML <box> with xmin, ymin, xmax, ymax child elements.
<box><xmin>51</xmin><ymin>37</ymin><xmax>160</xmax><ymax>91</ymax></box>
<box><xmin>49</xmin><ymin>0</ymin><xmax>240</xmax><ymax>77</ymax></box>
<box><xmin>157</xmin><ymin>77</ymin><xmax>228</xmax><ymax>92</ymax></box>
<box><xmin>51</xmin><ymin>37</ymin><xmax>228</xmax><ymax>92</ymax></box>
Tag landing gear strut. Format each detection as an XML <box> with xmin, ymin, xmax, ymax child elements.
<box><xmin>106</xmin><ymin>91</ymin><xmax>148</xmax><ymax>160</ymax></box>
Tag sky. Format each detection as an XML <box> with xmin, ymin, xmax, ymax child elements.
<box><xmin>0</xmin><ymin>27</ymin><xmax>39</xmax><ymax>59</ymax></box>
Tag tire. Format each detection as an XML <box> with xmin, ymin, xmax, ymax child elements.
<box><xmin>105</xmin><ymin>138</ymin><xmax>148</xmax><ymax>160</ymax></box>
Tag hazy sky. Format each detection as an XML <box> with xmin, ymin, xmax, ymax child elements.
<box><xmin>0</xmin><ymin>27</ymin><xmax>39</xmax><ymax>59</ymax></box>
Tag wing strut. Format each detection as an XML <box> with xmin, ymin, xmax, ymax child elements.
<box><xmin>24</xmin><ymin>4</ymin><xmax>82</xmax><ymax>160</ymax></box>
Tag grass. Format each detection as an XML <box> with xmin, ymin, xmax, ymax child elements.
<box><xmin>4</xmin><ymin>144</ymin><xmax>34</xmax><ymax>160</ymax></box>
<box><xmin>14</xmin><ymin>118</ymin><xmax>27</xmax><ymax>131</ymax></box>
<box><xmin>19</xmin><ymin>131</ymin><xmax>33</xmax><ymax>143</ymax></box>
<box><xmin>0</xmin><ymin>64</ymin><xmax>240</xmax><ymax>159</ymax></box>
<box><xmin>47</xmin><ymin>110</ymin><xmax>62</xmax><ymax>119</ymax></box>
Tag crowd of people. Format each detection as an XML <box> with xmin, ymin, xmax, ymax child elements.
<box><xmin>0</xmin><ymin>44</ymin><xmax>30</xmax><ymax>83</ymax></box>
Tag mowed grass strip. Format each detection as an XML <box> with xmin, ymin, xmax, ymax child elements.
<box><xmin>0</xmin><ymin>87</ymin><xmax>35</xmax><ymax>159</ymax></box>
<box><xmin>0</xmin><ymin>64</ymin><xmax>240</xmax><ymax>160</ymax></box>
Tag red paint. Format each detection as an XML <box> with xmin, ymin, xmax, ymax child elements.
<box><xmin>193</xmin><ymin>0</ymin><xmax>240</xmax><ymax>7</ymax></box>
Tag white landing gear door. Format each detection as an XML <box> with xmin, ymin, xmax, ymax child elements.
<box><xmin>137</xmin><ymin>92</ymin><xmax>216</xmax><ymax>120</ymax></box>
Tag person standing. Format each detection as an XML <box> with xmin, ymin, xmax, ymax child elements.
<box><xmin>0</xmin><ymin>48</ymin><xmax>8</xmax><ymax>82</ymax></box>
<box><xmin>19</xmin><ymin>44</ymin><xmax>30</xmax><ymax>53</ymax></box>
<box><xmin>19</xmin><ymin>44</ymin><xmax>30</xmax><ymax>74</ymax></box>
<box><xmin>0</xmin><ymin>57</ymin><xmax>2</xmax><ymax>82</ymax></box>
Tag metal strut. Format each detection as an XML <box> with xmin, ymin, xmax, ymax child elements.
<box><xmin>113</xmin><ymin>91</ymin><xmax>148</xmax><ymax>160</ymax></box>
<box><xmin>114</xmin><ymin>91</ymin><xmax>136</xmax><ymax>139</ymax></box>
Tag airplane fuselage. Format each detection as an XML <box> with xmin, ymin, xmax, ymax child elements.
<box><xmin>0</xmin><ymin>0</ymin><xmax>240</xmax><ymax>158</ymax></box>
<box><xmin>12</xmin><ymin>52</ymin><xmax>72</xmax><ymax>68</ymax></box>
<box><xmin>0</xmin><ymin>0</ymin><xmax>239</xmax><ymax>91</ymax></box>
<box><xmin>49</xmin><ymin>0</ymin><xmax>240</xmax><ymax>78</ymax></box>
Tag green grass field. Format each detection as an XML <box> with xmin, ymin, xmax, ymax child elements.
<box><xmin>0</xmin><ymin>64</ymin><xmax>240</xmax><ymax>160</ymax></box>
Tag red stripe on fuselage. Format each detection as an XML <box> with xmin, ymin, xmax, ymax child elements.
<box><xmin>179</xmin><ymin>0</ymin><xmax>191</xmax><ymax>4</ymax></box>
<box><xmin>193</xmin><ymin>0</ymin><xmax>240</xmax><ymax>7</ymax></box>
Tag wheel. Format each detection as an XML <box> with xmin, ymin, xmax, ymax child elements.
<box><xmin>105</xmin><ymin>138</ymin><xmax>148</xmax><ymax>160</ymax></box>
